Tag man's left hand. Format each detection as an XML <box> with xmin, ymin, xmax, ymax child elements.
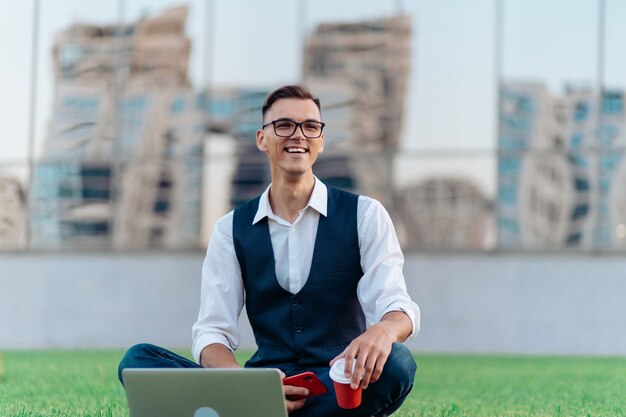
<box><xmin>330</xmin><ymin>311</ymin><xmax>412</xmax><ymax>390</ymax></box>
<box><xmin>331</xmin><ymin>324</ymin><xmax>393</xmax><ymax>390</ymax></box>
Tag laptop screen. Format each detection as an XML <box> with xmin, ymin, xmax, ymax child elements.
<box><xmin>123</xmin><ymin>368</ymin><xmax>288</xmax><ymax>417</ymax></box>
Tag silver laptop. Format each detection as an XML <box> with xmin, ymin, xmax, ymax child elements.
<box><xmin>122</xmin><ymin>368</ymin><xmax>288</xmax><ymax>417</ymax></box>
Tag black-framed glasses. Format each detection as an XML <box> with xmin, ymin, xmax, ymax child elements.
<box><xmin>262</xmin><ymin>118</ymin><xmax>325</xmax><ymax>138</ymax></box>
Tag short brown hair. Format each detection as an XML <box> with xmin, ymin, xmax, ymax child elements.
<box><xmin>261</xmin><ymin>85</ymin><xmax>321</xmax><ymax>122</ymax></box>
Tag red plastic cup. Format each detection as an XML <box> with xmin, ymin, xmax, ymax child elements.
<box><xmin>329</xmin><ymin>358</ymin><xmax>362</xmax><ymax>409</ymax></box>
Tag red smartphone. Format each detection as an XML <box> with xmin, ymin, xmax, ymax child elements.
<box><xmin>283</xmin><ymin>371</ymin><xmax>328</xmax><ymax>400</ymax></box>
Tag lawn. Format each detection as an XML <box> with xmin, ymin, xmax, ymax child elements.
<box><xmin>1</xmin><ymin>350</ymin><xmax>626</xmax><ymax>416</ymax></box>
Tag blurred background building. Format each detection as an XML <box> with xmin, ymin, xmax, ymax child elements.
<box><xmin>201</xmin><ymin>87</ymin><xmax>271</xmax><ymax>207</ymax></box>
<box><xmin>395</xmin><ymin>178</ymin><xmax>491</xmax><ymax>249</ymax></box>
<box><xmin>29</xmin><ymin>6</ymin><xmax>204</xmax><ymax>249</ymax></box>
<box><xmin>1</xmin><ymin>0</ymin><xmax>626</xmax><ymax>254</ymax></box>
<box><xmin>498</xmin><ymin>82</ymin><xmax>626</xmax><ymax>249</ymax></box>
<box><xmin>4</xmin><ymin>5</ymin><xmax>626</xmax><ymax>249</ymax></box>
<box><xmin>0</xmin><ymin>177</ymin><xmax>27</xmax><ymax>249</ymax></box>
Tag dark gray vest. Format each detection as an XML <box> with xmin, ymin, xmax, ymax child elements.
<box><xmin>233</xmin><ymin>185</ymin><xmax>366</xmax><ymax>369</ymax></box>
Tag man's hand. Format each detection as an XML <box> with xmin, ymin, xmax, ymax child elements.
<box><xmin>330</xmin><ymin>323</ymin><xmax>394</xmax><ymax>390</ymax></box>
<box><xmin>330</xmin><ymin>311</ymin><xmax>412</xmax><ymax>390</ymax></box>
<box><xmin>277</xmin><ymin>370</ymin><xmax>309</xmax><ymax>413</ymax></box>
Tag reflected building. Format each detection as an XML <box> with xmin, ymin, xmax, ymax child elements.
<box><xmin>0</xmin><ymin>177</ymin><xmax>26</xmax><ymax>249</ymax></box>
<box><xmin>517</xmin><ymin>152</ymin><xmax>591</xmax><ymax>246</ymax></box>
<box><xmin>611</xmin><ymin>157</ymin><xmax>626</xmax><ymax>246</ymax></box>
<box><xmin>30</xmin><ymin>6</ymin><xmax>204</xmax><ymax>249</ymax></box>
<box><xmin>200</xmin><ymin>87</ymin><xmax>271</xmax><ymax>207</ymax></box>
<box><xmin>498</xmin><ymin>82</ymin><xmax>593</xmax><ymax>248</ymax></box>
<box><xmin>498</xmin><ymin>82</ymin><xmax>554</xmax><ymax>247</ymax></box>
<box><xmin>303</xmin><ymin>15</ymin><xmax>412</xmax><ymax>205</ymax></box>
<box><xmin>597</xmin><ymin>90</ymin><xmax>626</xmax><ymax>247</ymax></box>
<box><xmin>395</xmin><ymin>178</ymin><xmax>491</xmax><ymax>249</ymax></box>
<box><xmin>497</xmin><ymin>82</ymin><xmax>626</xmax><ymax>248</ymax></box>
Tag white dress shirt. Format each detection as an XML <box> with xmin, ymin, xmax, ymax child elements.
<box><xmin>192</xmin><ymin>178</ymin><xmax>420</xmax><ymax>363</ymax></box>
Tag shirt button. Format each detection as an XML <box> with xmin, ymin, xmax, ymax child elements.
<box><xmin>291</xmin><ymin>300</ymin><xmax>300</xmax><ymax>307</ymax></box>
<box><xmin>295</xmin><ymin>327</ymin><xmax>303</xmax><ymax>333</ymax></box>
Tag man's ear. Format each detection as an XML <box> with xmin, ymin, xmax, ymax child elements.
<box><xmin>318</xmin><ymin>132</ymin><xmax>324</xmax><ymax>153</ymax></box>
<box><xmin>256</xmin><ymin>129</ymin><xmax>267</xmax><ymax>152</ymax></box>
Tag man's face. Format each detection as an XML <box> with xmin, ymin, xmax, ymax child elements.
<box><xmin>256</xmin><ymin>98</ymin><xmax>324</xmax><ymax>179</ymax></box>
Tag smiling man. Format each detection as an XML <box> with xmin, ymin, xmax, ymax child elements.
<box><xmin>119</xmin><ymin>85</ymin><xmax>420</xmax><ymax>417</ymax></box>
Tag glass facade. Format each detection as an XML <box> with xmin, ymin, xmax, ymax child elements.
<box><xmin>2</xmin><ymin>1</ymin><xmax>626</xmax><ymax>252</ymax></box>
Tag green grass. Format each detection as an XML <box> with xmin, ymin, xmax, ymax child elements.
<box><xmin>1</xmin><ymin>350</ymin><xmax>626</xmax><ymax>416</ymax></box>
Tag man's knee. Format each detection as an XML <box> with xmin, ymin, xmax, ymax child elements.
<box><xmin>382</xmin><ymin>343</ymin><xmax>416</xmax><ymax>388</ymax></box>
<box><xmin>120</xmin><ymin>343</ymin><xmax>158</xmax><ymax>366</ymax></box>
<box><xmin>128</xmin><ymin>343</ymin><xmax>160</xmax><ymax>356</ymax></box>
<box><xmin>118</xmin><ymin>343</ymin><xmax>160</xmax><ymax>384</ymax></box>
<box><xmin>360</xmin><ymin>344</ymin><xmax>415</xmax><ymax>416</ymax></box>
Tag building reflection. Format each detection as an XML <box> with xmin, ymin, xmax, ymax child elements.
<box><xmin>498</xmin><ymin>82</ymin><xmax>626</xmax><ymax>248</ymax></box>
<box><xmin>5</xmin><ymin>3</ymin><xmax>626</xmax><ymax>253</ymax></box>
<box><xmin>395</xmin><ymin>178</ymin><xmax>491</xmax><ymax>249</ymax></box>
<box><xmin>0</xmin><ymin>177</ymin><xmax>26</xmax><ymax>249</ymax></box>
<box><xmin>30</xmin><ymin>6</ymin><xmax>203</xmax><ymax>249</ymax></box>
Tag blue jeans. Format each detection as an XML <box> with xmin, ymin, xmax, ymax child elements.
<box><xmin>118</xmin><ymin>342</ymin><xmax>416</xmax><ymax>417</ymax></box>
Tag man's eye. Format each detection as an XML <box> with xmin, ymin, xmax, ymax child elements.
<box><xmin>276</xmin><ymin>122</ymin><xmax>294</xmax><ymax>129</ymax></box>
<box><xmin>303</xmin><ymin>123</ymin><xmax>319</xmax><ymax>130</ymax></box>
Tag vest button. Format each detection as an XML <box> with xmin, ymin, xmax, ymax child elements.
<box><xmin>291</xmin><ymin>300</ymin><xmax>300</xmax><ymax>307</ymax></box>
<box><xmin>295</xmin><ymin>327</ymin><xmax>303</xmax><ymax>333</ymax></box>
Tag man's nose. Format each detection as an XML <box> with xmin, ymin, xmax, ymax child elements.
<box><xmin>290</xmin><ymin>125</ymin><xmax>306</xmax><ymax>139</ymax></box>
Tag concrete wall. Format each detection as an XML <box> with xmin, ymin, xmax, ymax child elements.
<box><xmin>2</xmin><ymin>252</ymin><xmax>625</xmax><ymax>355</ymax></box>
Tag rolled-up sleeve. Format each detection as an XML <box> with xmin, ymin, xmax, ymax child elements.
<box><xmin>192</xmin><ymin>212</ymin><xmax>245</xmax><ymax>363</ymax></box>
<box><xmin>356</xmin><ymin>197</ymin><xmax>420</xmax><ymax>339</ymax></box>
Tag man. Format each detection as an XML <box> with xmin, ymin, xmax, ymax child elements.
<box><xmin>119</xmin><ymin>85</ymin><xmax>419</xmax><ymax>417</ymax></box>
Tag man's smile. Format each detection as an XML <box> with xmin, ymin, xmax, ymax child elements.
<box><xmin>284</xmin><ymin>146</ymin><xmax>308</xmax><ymax>154</ymax></box>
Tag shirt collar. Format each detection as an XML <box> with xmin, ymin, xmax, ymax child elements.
<box><xmin>252</xmin><ymin>176</ymin><xmax>328</xmax><ymax>225</ymax></box>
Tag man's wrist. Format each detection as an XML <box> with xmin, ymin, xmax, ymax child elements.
<box><xmin>379</xmin><ymin>310</ymin><xmax>412</xmax><ymax>343</ymax></box>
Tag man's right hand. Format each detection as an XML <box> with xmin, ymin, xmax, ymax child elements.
<box><xmin>277</xmin><ymin>369</ymin><xmax>309</xmax><ymax>413</ymax></box>
<box><xmin>200</xmin><ymin>346</ymin><xmax>308</xmax><ymax>412</ymax></box>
